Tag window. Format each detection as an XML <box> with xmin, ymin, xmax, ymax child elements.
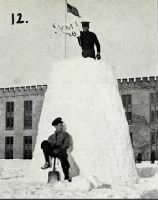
<box><xmin>150</xmin><ymin>93</ymin><xmax>155</xmax><ymax>104</ymax></box>
<box><xmin>122</xmin><ymin>95</ymin><xmax>131</xmax><ymax>107</ymax></box>
<box><xmin>130</xmin><ymin>132</ymin><xmax>133</xmax><ymax>147</ymax></box>
<box><xmin>5</xmin><ymin>137</ymin><xmax>13</xmax><ymax>159</ymax></box>
<box><xmin>6</xmin><ymin>102</ymin><xmax>14</xmax><ymax>130</ymax></box>
<box><xmin>121</xmin><ymin>95</ymin><xmax>132</xmax><ymax>125</ymax></box>
<box><xmin>151</xmin><ymin>131</ymin><xmax>156</xmax><ymax>145</ymax></box>
<box><xmin>126</xmin><ymin>112</ymin><xmax>132</xmax><ymax>121</ymax></box>
<box><xmin>24</xmin><ymin>101</ymin><xmax>32</xmax><ymax>129</ymax></box>
<box><xmin>23</xmin><ymin>136</ymin><xmax>32</xmax><ymax>159</ymax></box>
<box><xmin>150</xmin><ymin>110</ymin><xmax>155</xmax><ymax>122</ymax></box>
<box><xmin>150</xmin><ymin>93</ymin><xmax>158</xmax><ymax>122</ymax></box>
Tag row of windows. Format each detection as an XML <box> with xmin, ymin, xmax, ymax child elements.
<box><xmin>129</xmin><ymin>131</ymin><xmax>158</xmax><ymax>147</ymax></box>
<box><xmin>130</xmin><ymin>131</ymin><xmax>158</xmax><ymax>146</ymax></box>
<box><xmin>5</xmin><ymin>136</ymin><xmax>32</xmax><ymax>159</ymax></box>
<box><xmin>122</xmin><ymin>94</ymin><xmax>158</xmax><ymax>147</ymax></box>
<box><xmin>5</xmin><ymin>101</ymin><xmax>32</xmax><ymax>130</ymax></box>
<box><xmin>122</xmin><ymin>93</ymin><xmax>158</xmax><ymax>106</ymax></box>
<box><xmin>121</xmin><ymin>93</ymin><xmax>158</xmax><ymax>124</ymax></box>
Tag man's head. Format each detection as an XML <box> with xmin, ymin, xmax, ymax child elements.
<box><xmin>52</xmin><ymin>117</ymin><xmax>64</xmax><ymax>132</ymax></box>
<box><xmin>81</xmin><ymin>21</ymin><xmax>90</xmax><ymax>32</ymax></box>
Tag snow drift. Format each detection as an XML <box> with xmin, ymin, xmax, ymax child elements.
<box><xmin>28</xmin><ymin>57</ymin><xmax>138</xmax><ymax>188</ymax></box>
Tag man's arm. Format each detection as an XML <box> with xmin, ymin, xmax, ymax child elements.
<box><xmin>77</xmin><ymin>37</ymin><xmax>81</xmax><ymax>47</ymax></box>
<box><xmin>48</xmin><ymin>134</ymin><xmax>56</xmax><ymax>148</ymax></box>
<box><xmin>93</xmin><ymin>33</ymin><xmax>101</xmax><ymax>59</ymax></box>
<box><xmin>61</xmin><ymin>133</ymin><xmax>71</xmax><ymax>151</ymax></box>
<box><xmin>77</xmin><ymin>31</ymin><xmax>82</xmax><ymax>47</ymax></box>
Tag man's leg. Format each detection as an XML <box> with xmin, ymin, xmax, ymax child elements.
<box><xmin>57</xmin><ymin>151</ymin><xmax>71</xmax><ymax>181</ymax></box>
<box><xmin>41</xmin><ymin>140</ymin><xmax>53</xmax><ymax>169</ymax></box>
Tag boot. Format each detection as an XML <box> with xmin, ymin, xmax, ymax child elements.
<box><xmin>41</xmin><ymin>162</ymin><xmax>51</xmax><ymax>169</ymax></box>
<box><xmin>64</xmin><ymin>167</ymin><xmax>72</xmax><ymax>182</ymax></box>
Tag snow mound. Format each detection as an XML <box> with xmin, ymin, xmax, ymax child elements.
<box><xmin>28</xmin><ymin>57</ymin><xmax>138</xmax><ymax>188</ymax></box>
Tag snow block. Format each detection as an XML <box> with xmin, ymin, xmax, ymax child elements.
<box><xmin>28</xmin><ymin>57</ymin><xmax>138</xmax><ymax>188</ymax></box>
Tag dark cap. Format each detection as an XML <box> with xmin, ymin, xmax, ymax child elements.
<box><xmin>52</xmin><ymin>117</ymin><xmax>63</xmax><ymax>126</ymax></box>
<box><xmin>81</xmin><ymin>21</ymin><xmax>90</xmax><ymax>27</ymax></box>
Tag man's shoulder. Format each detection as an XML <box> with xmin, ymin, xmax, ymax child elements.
<box><xmin>63</xmin><ymin>131</ymin><xmax>71</xmax><ymax>138</ymax></box>
<box><xmin>89</xmin><ymin>31</ymin><xmax>97</xmax><ymax>36</ymax></box>
<box><xmin>63</xmin><ymin>131</ymin><xmax>70</xmax><ymax>136</ymax></box>
<box><xmin>48</xmin><ymin>133</ymin><xmax>55</xmax><ymax>138</ymax></box>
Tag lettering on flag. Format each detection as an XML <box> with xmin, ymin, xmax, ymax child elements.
<box><xmin>52</xmin><ymin>21</ymin><xmax>80</xmax><ymax>37</ymax></box>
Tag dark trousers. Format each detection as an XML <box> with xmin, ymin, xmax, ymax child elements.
<box><xmin>41</xmin><ymin>140</ymin><xmax>70</xmax><ymax>178</ymax></box>
<box><xmin>82</xmin><ymin>49</ymin><xmax>95</xmax><ymax>59</ymax></box>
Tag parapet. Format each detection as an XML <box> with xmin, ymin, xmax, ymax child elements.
<box><xmin>0</xmin><ymin>84</ymin><xmax>48</xmax><ymax>97</ymax></box>
<box><xmin>117</xmin><ymin>76</ymin><xmax>158</xmax><ymax>90</ymax></box>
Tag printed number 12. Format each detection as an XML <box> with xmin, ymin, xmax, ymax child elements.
<box><xmin>11</xmin><ymin>13</ymin><xmax>25</xmax><ymax>25</ymax></box>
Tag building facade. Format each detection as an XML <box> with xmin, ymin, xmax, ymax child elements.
<box><xmin>118</xmin><ymin>76</ymin><xmax>158</xmax><ymax>161</ymax></box>
<box><xmin>0</xmin><ymin>85</ymin><xmax>47</xmax><ymax>159</ymax></box>
<box><xmin>0</xmin><ymin>76</ymin><xmax>158</xmax><ymax>161</ymax></box>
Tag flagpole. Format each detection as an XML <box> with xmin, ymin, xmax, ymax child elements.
<box><xmin>64</xmin><ymin>0</ymin><xmax>67</xmax><ymax>58</ymax></box>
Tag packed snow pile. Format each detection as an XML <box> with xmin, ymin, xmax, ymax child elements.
<box><xmin>28</xmin><ymin>57</ymin><xmax>138</xmax><ymax>188</ymax></box>
<box><xmin>0</xmin><ymin>160</ymin><xmax>158</xmax><ymax>198</ymax></box>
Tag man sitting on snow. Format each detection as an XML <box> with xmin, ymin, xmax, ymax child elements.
<box><xmin>41</xmin><ymin>117</ymin><xmax>71</xmax><ymax>182</ymax></box>
<box><xmin>77</xmin><ymin>21</ymin><xmax>101</xmax><ymax>60</ymax></box>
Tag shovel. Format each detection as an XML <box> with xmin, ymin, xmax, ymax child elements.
<box><xmin>48</xmin><ymin>157</ymin><xmax>61</xmax><ymax>184</ymax></box>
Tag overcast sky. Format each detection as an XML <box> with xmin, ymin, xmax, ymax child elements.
<box><xmin>0</xmin><ymin>0</ymin><xmax>157</xmax><ymax>87</ymax></box>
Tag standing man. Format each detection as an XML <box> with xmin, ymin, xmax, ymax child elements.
<box><xmin>41</xmin><ymin>117</ymin><xmax>71</xmax><ymax>182</ymax></box>
<box><xmin>77</xmin><ymin>21</ymin><xmax>101</xmax><ymax>60</ymax></box>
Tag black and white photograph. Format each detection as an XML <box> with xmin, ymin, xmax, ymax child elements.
<box><xmin>0</xmin><ymin>0</ymin><xmax>158</xmax><ymax>198</ymax></box>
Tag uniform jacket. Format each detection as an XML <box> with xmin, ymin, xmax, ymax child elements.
<box><xmin>78</xmin><ymin>31</ymin><xmax>100</xmax><ymax>54</ymax></box>
<box><xmin>48</xmin><ymin>131</ymin><xmax>71</xmax><ymax>151</ymax></box>
<box><xmin>48</xmin><ymin>132</ymin><xmax>80</xmax><ymax>178</ymax></box>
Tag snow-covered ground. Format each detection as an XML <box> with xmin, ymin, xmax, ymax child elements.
<box><xmin>0</xmin><ymin>159</ymin><xmax>158</xmax><ymax>199</ymax></box>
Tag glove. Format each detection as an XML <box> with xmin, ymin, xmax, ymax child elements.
<box><xmin>76</xmin><ymin>29</ymin><xmax>81</xmax><ymax>37</ymax></box>
<box><xmin>96</xmin><ymin>53</ymin><xmax>101</xmax><ymax>60</ymax></box>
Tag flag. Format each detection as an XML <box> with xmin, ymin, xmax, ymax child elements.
<box><xmin>67</xmin><ymin>3</ymin><xmax>81</xmax><ymax>17</ymax></box>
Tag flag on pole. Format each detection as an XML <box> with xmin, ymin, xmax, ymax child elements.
<box><xmin>67</xmin><ymin>3</ymin><xmax>81</xmax><ymax>17</ymax></box>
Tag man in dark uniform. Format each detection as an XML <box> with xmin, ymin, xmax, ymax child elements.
<box><xmin>77</xmin><ymin>21</ymin><xmax>101</xmax><ymax>60</ymax></box>
<box><xmin>41</xmin><ymin>117</ymin><xmax>71</xmax><ymax>182</ymax></box>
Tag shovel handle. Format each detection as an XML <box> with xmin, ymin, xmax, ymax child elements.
<box><xmin>53</xmin><ymin>157</ymin><xmax>56</xmax><ymax>171</ymax></box>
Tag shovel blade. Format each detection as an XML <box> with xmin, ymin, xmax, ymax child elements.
<box><xmin>48</xmin><ymin>170</ymin><xmax>61</xmax><ymax>184</ymax></box>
